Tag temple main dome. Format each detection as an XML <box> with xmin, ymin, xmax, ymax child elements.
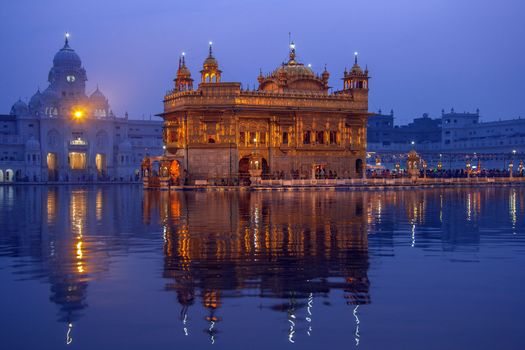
<box><xmin>53</xmin><ymin>37</ymin><xmax>82</xmax><ymax>68</ymax></box>
<box><xmin>258</xmin><ymin>43</ymin><xmax>329</xmax><ymax>93</ymax></box>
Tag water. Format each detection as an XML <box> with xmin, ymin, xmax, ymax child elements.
<box><xmin>0</xmin><ymin>185</ymin><xmax>524</xmax><ymax>350</ymax></box>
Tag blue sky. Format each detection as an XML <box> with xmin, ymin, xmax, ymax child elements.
<box><xmin>1</xmin><ymin>0</ymin><xmax>524</xmax><ymax>123</ymax></box>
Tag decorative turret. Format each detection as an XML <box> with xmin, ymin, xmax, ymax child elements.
<box><xmin>174</xmin><ymin>53</ymin><xmax>194</xmax><ymax>91</ymax></box>
<box><xmin>321</xmin><ymin>64</ymin><xmax>330</xmax><ymax>88</ymax></box>
<box><xmin>257</xmin><ymin>68</ymin><xmax>264</xmax><ymax>84</ymax></box>
<box><xmin>200</xmin><ymin>42</ymin><xmax>222</xmax><ymax>83</ymax></box>
<box><xmin>343</xmin><ymin>52</ymin><xmax>369</xmax><ymax>91</ymax></box>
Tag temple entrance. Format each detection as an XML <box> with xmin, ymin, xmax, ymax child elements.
<box><xmin>5</xmin><ymin>169</ymin><xmax>14</xmax><ymax>182</ymax></box>
<box><xmin>169</xmin><ymin>160</ymin><xmax>181</xmax><ymax>185</ymax></box>
<box><xmin>356</xmin><ymin>159</ymin><xmax>363</xmax><ymax>177</ymax></box>
<box><xmin>239</xmin><ymin>157</ymin><xmax>250</xmax><ymax>185</ymax></box>
<box><xmin>96</xmin><ymin>154</ymin><xmax>106</xmax><ymax>179</ymax></box>
<box><xmin>69</xmin><ymin>152</ymin><xmax>87</xmax><ymax>170</ymax></box>
<box><xmin>47</xmin><ymin>153</ymin><xmax>58</xmax><ymax>181</ymax></box>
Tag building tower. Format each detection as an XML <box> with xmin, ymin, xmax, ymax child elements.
<box><xmin>342</xmin><ymin>52</ymin><xmax>369</xmax><ymax>101</ymax></box>
<box><xmin>174</xmin><ymin>54</ymin><xmax>193</xmax><ymax>92</ymax></box>
<box><xmin>200</xmin><ymin>43</ymin><xmax>222</xmax><ymax>83</ymax></box>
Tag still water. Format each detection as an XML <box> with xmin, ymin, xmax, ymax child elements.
<box><xmin>0</xmin><ymin>186</ymin><xmax>524</xmax><ymax>349</ymax></box>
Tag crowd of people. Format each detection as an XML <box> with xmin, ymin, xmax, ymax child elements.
<box><xmin>367</xmin><ymin>168</ymin><xmax>524</xmax><ymax>179</ymax></box>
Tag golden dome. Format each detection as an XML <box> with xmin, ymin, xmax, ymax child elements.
<box><xmin>258</xmin><ymin>43</ymin><xmax>327</xmax><ymax>93</ymax></box>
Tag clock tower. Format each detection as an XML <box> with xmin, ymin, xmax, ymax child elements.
<box><xmin>47</xmin><ymin>33</ymin><xmax>88</xmax><ymax>100</ymax></box>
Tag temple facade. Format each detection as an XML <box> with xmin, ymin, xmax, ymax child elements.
<box><xmin>0</xmin><ymin>35</ymin><xmax>163</xmax><ymax>183</ymax></box>
<box><xmin>145</xmin><ymin>43</ymin><xmax>370</xmax><ymax>186</ymax></box>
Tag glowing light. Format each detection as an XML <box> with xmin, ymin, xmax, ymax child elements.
<box><xmin>290</xmin><ymin>43</ymin><xmax>295</xmax><ymax>49</ymax></box>
<box><xmin>66</xmin><ymin>323</ymin><xmax>73</xmax><ymax>345</ymax></box>
<box><xmin>307</xmin><ymin>63</ymin><xmax>312</xmax><ymax>68</ymax></box>
<box><xmin>354</xmin><ymin>51</ymin><xmax>358</xmax><ymax>56</ymax></box>
<box><xmin>65</xmin><ymin>32</ymin><xmax>70</xmax><ymax>38</ymax></box>
<box><xmin>209</xmin><ymin>41</ymin><xmax>213</xmax><ymax>46</ymax></box>
<box><xmin>72</xmin><ymin>109</ymin><xmax>85</xmax><ymax>120</ymax></box>
<box><xmin>182</xmin><ymin>51</ymin><xmax>186</xmax><ymax>56</ymax></box>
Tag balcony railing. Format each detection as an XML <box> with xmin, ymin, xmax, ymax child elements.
<box><xmin>70</xmin><ymin>138</ymin><xmax>88</xmax><ymax>146</ymax></box>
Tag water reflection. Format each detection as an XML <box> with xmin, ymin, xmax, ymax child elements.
<box><xmin>145</xmin><ymin>191</ymin><xmax>371</xmax><ymax>343</ymax></box>
<box><xmin>0</xmin><ymin>185</ymin><xmax>524</xmax><ymax>348</ymax></box>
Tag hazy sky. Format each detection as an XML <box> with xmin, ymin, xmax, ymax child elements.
<box><xmin>1</xmin><ymin>0</ymin><xmax>524</xmax><ymax>124</ymax></box>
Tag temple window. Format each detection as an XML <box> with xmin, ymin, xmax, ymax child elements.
<box><xmin>316</xmin><ymin>131</ymin><xmax>325</xmax><ymax>144</ymax></box>
<box><xmin>239</xmin><ymin>131</ymin><xmax>246</xmax><ymax>145</ymax></box>
<box><xmin>282</xmin><ymin>132</ymin><xmax>289</xmax><ymax>145</ymax></box>
<box><xmin>330</xmin><ymin>131</ymin><xmax>338</xmax><ymax>145</ymax></box>
<box><xmin>303</xmin><ymin>131</ymin><xmax>311</xmax><ymax>144</ymax></box>
<box><xmin>249</xmin><ymin>132</ymin><xmax>256</xmax><ymax>145</ymax></box>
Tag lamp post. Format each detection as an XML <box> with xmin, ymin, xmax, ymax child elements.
<box><xmin>466</xmin><ymin>159</ymin><xmax>471</xmax><ymax>179</ymax></box>
<box><xmin>510</xmin><ymin>150</ymin><xmax>516</xmax><ymax>178</ymax></box>
<box><xmin>519</xmin><ymin>160</ymin><xmax>524</xmax><ymax>177</ymax></box>
<box><xmin>422</xmin><ymin>160</ymin><xmax>427</xmax><ymax>179</ymax></box>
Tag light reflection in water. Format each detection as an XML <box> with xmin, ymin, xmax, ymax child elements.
<box><xmin>0</xmin><ymin>186</ymin><xmax>523</xmax><ymax>348</ymax></box>
<box><xmin>353</xmin><ymin>304</ymin><xmax>360</xmax><ymax>347</ymax></box>
<box><xmin>510</xmin><ymin>189</ymin><xmax>517</xmax><ymax>232</ymax></box>
<box><xmin>66</xmin><ymin>323</ymin><xmax>73</xmax><ymax>345</ymax></box>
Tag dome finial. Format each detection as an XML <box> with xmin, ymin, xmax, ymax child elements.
<box><xmin>208</xmin><ymin>41</ymin><xmax>213</xmax><ymax>57</ymax></box>
<box><xmin>289</xmin><ymin>41</ymin><xmax>296</xmax><ymax>63</ymax></box>
<box><xmin>354</xmin><ymin>51</ymin><xmax>358</xmax><ymax>65</ymax></box>
<box><xmin>64</xmin><ymin>32</ymin><xmax>70</xmax><ymax>47</ymax></box>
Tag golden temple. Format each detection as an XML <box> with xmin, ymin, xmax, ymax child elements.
<box><xmin>143</xmin><ymin>42</ymin><xmax>371</xmax><ymax>187</ymax></box>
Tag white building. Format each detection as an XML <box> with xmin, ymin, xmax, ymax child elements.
<box><xmin>0</xmin><ymin>35</ymin><xmax>163</xmax><ymax>183</ymax></box>
<box><xmin>441</xmin><ymin>109</ymin><xmax>525</xmax><ymax>153</ymax></box>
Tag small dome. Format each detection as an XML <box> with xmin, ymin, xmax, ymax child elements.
<box><xmin>203</xmin><ymin>55</ymin><xmax>218</xmax><ymax>68</ymax></box>
<box><xmin>90</xmin><ymin>87</ymin><xmax>107</xmax><ymax>101</ymax></box>
<box><xmin>53</xmin><ymin>39</ymin><xmax>81</xmax><ymax>68</ymax></box>
<box><xmin>29</xmin><ymin>90</ymin><xmax>43</xmax><ymax>109</ymax></box>
<box><xmin>25</xmin><ymin>137</ymin><xmax>41</xmax><ymax>151</ymax></box>
<box><xmin>350</xmin><ymin>63</ymin><xmax>363</xmax><ymax>74</ymax></box>
<box><xmin>10</xmin><ymin>99</ymin><xmax>28</xmax><ymax>115</ymax></box>
<box><xmin>178</xmin><ymin>65</ymin><xmax>191</xmax><ymax>77</ymax></box>
<box><xmin>119</xmin><ymin>140</ymin><xmax>132</xmax><ymax>152</ymax></box>
<box><xmin>203</xmin><ymin>44</ymin><xmax>219</xmax><ymax>68</ymax></box>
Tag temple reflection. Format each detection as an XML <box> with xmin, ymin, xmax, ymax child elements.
<box><xmin>0</xmin><ymin>185</ymin><xmax>152</xmax><ymax>344</ymax></box>
<box><xmin>145</xmin><ymin>191</ymin><xmax>371</xmax><ymax>342</ymax></box>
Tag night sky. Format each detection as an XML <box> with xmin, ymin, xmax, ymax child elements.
<box><xmin>1</xmin><ymin>0</ymin><xmax>524</xmax><ymax>124</ymax></box>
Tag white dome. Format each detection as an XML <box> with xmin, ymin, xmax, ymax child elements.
<box><xmin>29</xmin><ymin>90</ymin><xmax>43</xmax><ymax>109</ymax></box>
<box><xmin>53</xmin><ymin>41</ymin><xmax>81</xmax><ymax>68</ymax></box>
<box><xmin>10</xmin><ymin>99</ymin><xmax>28</xmax><ymax>115</ymax></box>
